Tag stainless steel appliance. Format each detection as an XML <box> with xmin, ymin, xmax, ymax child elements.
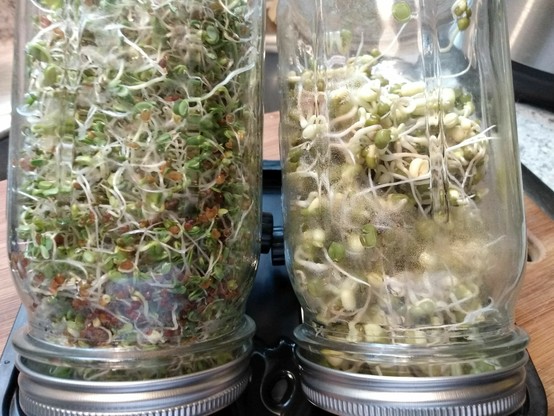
<box><xmin>507</xmin><ymin>0</ymin><xmax>554</xmax><ymax>109</ymax></box>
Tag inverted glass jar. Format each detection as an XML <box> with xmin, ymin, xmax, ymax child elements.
<box><xmin>277</xmin><ymin>0</ymin><xmax>528</xmax><ymax>413</ymax></box>
<box><xmin>8</xmin><ymin>0</ymin><xmax>264</xmax><ymax>409</ymax></box>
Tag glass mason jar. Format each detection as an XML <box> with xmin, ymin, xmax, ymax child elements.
<box><xmin>8</xmin><ymin>0</ymin><xmax>264</xmax><ymax>413</ymax></box>
<box><xmin>277</xmin><ymin>0</ymin><xmax>529</xmax><ymax>413</ymax></box>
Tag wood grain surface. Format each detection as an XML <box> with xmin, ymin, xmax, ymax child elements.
<box><xmin>1</xmin><ymin>112</ymin><xmax>553</xmax><ymax>411</ymax></box>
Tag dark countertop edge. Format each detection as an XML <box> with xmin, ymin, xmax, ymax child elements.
<box><xmin>522</xmin><ymin>164</ymin><xmax>554</xmax><ymax>220</ymax></box>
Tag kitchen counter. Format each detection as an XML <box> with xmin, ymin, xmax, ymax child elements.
<box><xmin>516</xmin><ymin>103</ymin><xmax>554</xmax><ymax>195</ymax></box>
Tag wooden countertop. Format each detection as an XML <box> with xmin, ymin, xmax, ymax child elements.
<box><xmin>1</xmin><ymin>112</ymin><xmax>553</xmax><ymax>412</ymax></box>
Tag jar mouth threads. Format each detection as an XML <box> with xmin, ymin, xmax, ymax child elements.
<box><xmin>294</xmin><ymin>322</ymin><xmax>529</xmax><ymax>378</ymax></box>
<box><xmin>13</xmin><ymin>316</ymin><xmax>255</xmax><ymax>382</ymax></box>
<box><xmin>294</xmin><ymin>322</ymin><xmax>529</xmax><ymax>415</ymax></box>
<box><xmin>13</xmin><ymin>317</ymin><xmax>255</xmax><ymax>416</ymax></box>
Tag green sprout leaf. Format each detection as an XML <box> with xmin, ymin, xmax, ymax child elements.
<box><xmin>392</xmin><ymin>1</ymin><xmax>412</xmax><ymax>23</ymax></box>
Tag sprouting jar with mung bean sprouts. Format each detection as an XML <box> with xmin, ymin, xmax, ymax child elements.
<box><xmin>278</xmin><ymin>0</ymin><xmax>528</xmax><ymax>377</ymax></box>
<box><xmin>8</xmin><ymin>0</ymin><xmax>263</xmax><ymax>380</ymax></box>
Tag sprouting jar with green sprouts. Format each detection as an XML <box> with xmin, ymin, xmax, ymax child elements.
<box><xmin>279</xmin><ymin>1</ymin><xmax>527</xmax><ymax>377</ymax></box>
<box><xmin>8</xmin><ymin>0</ymin><xmax>263</xmax><ymax>378</ymax></box>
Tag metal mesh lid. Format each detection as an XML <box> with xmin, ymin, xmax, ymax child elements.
<box><xmin>16</xmin><ymin>350</ymin><xmax>251</xmax><ymax>416</ymax></box>
<box><xmin>296</xmin><ymin>348</ymin><xmax>528</xmax><ymax>416</ymax></box>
